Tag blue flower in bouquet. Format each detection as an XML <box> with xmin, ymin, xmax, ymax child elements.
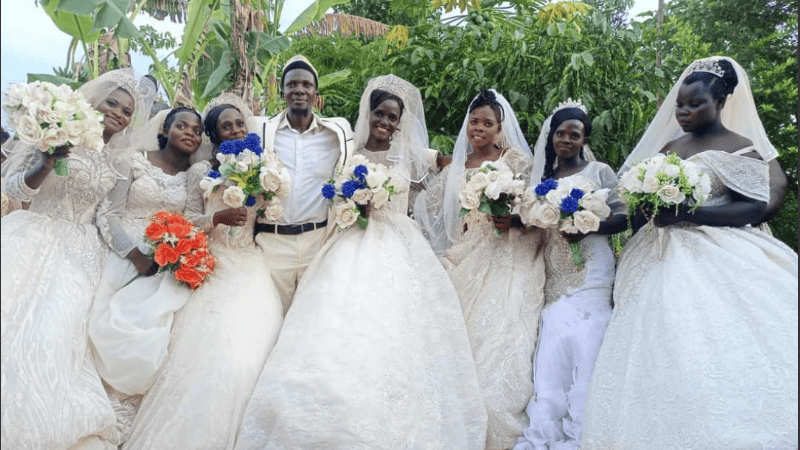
<box><xmin>219</xmin><ymin>139</ymin><xmax>242</xmax><ymax>155</ymax></box>
<box><xmin>353</xmin><ymin>164</ymin><xmax>369</xmax><ymax>181</ymax></box>
<box><xmin>321</xmin><ymin>183</ymin><xmax>336</xmax><ymax>200</ymax></box>
<box><xmin>245</xmin><ymin>195</ymin><xmax>256</xmax><ymax>207</ymax></box>
<box><xmin>341</xmin><ymin>180</ymin><xmax>362</xmax><ymax>198</ymax></box>
<box><xmin>561</xmin><ymin>196</ymin><xmax>580</xmax><ymax>214</ymax></box>
<box><xmin>208</xmin><ymin>170</ymin><xmax>221</xmax><ymax>178</ymax></box>
<box><xmin>535</xmin><ymin>178</ymin><xmax>558</xmax><ymax>196</ymax></box>
<box><xmin>243</xmin><ymin>133</ymin><xmax>262</xmax><ymax>155</ymax></box>
<box><xmin>570</xmin><ymin>188</ymin><xmax>585</xmax><ymax>200</ymax></box>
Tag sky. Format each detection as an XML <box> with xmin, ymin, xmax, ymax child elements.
<box><xmin>0</xmin><ymin>0</ymin><xmax>664</xmax><ymax>130</ymax></box>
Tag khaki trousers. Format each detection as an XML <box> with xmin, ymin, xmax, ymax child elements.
<box><xmin>255</xmin><ymin>227</ymin><xmax>327</xmax><ymax>313</ymax></box>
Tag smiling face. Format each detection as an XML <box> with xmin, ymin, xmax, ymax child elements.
<box><xmin>282</xmin><ymin>69</ymin><xmax>318</xmax><ymax>115</ymax></box>
<box><xmin>98</xmin><ymin>88</ymin><xmax>135</xmax><ymax>138</ymax></box>
<box><xmin>369</xmin><ymin>99</ymin><xmax>402</xmax><ymax>143</ymax></box>
<box><xmin>675</xmin><ymin>80</ymin><xmax>723</xmax><ymax>134</ymax></box>
<box><xmin>552</xmin><ymin>119</ymin><xmax>586</xmax><ymax>160</ymax></box>
<box><xmin>164</xmin><ymin>111</ymin><xmax>203</xmax><ymax>155</ymax></box>
<box><xmin>216</xmin><ymin>108</ymin><xmax>248</xmax><ymax>143</ymax></box>
<box><xmin>467</xmin><ymin>105</ymin><xmax>501</xmax><ymax>151</ymax></box>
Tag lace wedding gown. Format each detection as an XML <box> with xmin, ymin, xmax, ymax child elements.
<box><xmin>119</xmin><ymin>160</ymin><xmax>283</xmax><ymax>450</ymax></box>
<box><xmin>582</xmin><ymin>150</ymin><xmax>799</xmax><ymax>449</ymax></box>
<box><xmin>234</xmin><ymin>148</ymin><xmax>487</xmax><ymax>450</ymax></box>
<box><xmin>1</xmin><ymin>147</ymin><xmax>121</xmax><ymax>450</ymax></box>
<box><xmin>91</xmin><ymin>150</ymin><xmax>193</xmax><ymax>401</ymax></box>
<box><xmin>436</xmin><ymin>147</ymin><xmax>547</xmax><ymax>450</ymax></box>
<box><xmin>514</xmin><ymin>162</ymin><xmax>623</xmax><ymax>450</ymax></box>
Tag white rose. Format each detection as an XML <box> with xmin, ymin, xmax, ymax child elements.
<box><xmin>42</xmin><ymin>127</ymin><xmax>70</xmax><ymax>149</ymax></box>
<box><xmin>199</xmin><ymin>177</ymin><xmax>224</xmax><ymax>199</ymax></box>
<box><xmin>459</xmin><ymin>188</ymin><xmax>481</xmax><ymax>211</ymax></box>
<box><xmin>22</xmin><ymin>87</ymin><xmax>53</xmax><ymax>112</ymax></box>
<box><xmin>642</xmin><ymin>173</ymin><xmax>661</xmax><ymax>193</ymax></box>
<box><xmin>62</xmin><ymin>120</ymin><xmax>83</xmax><ymax>141</ymax></box>
<box><xmin>259</xmin><ymin>170</ymin><xmax>281</xmax><ymax>193</ymax></box>
<box><xmin>573</xmin><ymin>210</ymin><xmax>602</xmax><ymax>234</ymax></box>
<box><xmin>16</xmin><ymin>114</ymin><xmax>44</xmax><ymax>145</ymax></box>
<box><xmin>263</xmin><ymin>201</ymin><xmax>284</xmax><ymax>222</ymax></box>
<box><xmin>365</xmin><ymin>170</ymin><xmax>389</xmax><ymax>191</ymax></box>
<box><xmin>3</xmin><ymin>83</ymin><xmax>25</xmax><ymax>109</ymax></box>
<box><xmin>351</xmin><ymin>188</ymin><xmax>373</xmax><ymax>205</ymax></box>
<box><xmin>534</xmin><ymin>201</ymin><xmax>561</xmax><ymax>228</ymax></box>
<box><xmin>663</xmin><ymin>163</ymin><xmax>680</xmax><ymax>179</ymax></box>
<box><xmin>277</xmin><ymin>168</ymin><xmax>291</xmax><ymax>199</ymax></box>
<box><xmin>222</xmin><ymin>185</ymin><xmax>245</xmax><ymax>207</ymax></box>
<box><xmin>545</xmin><ymin>178</ymin><xmax>572</xmax><ymax>207</ymax></box>
<box><xmin>349</xmin><ymin>154</ymin><xmax>370</xmax><ymax>167</ymax></box>
<box><xmin>683</xmin><ymin>163</ymin><xmax>701</xmax><ymax>186</ymax></box>
<box><xmin>656</xmin><ymin>184</ymin><xmax>686</xmax><ymax>204</ymax></box>
<box><xmin>580</xmin><ymin>190</ymin><xmax>612</xmax><ymax>220</ymax></box>
<box><xmin>569</xmin><ymin>176</ymin><xmax>597</xmax><ymax>194</ymax></box>
<box><xmin>334</xmin><ymin>199</ymin><xmax>359</xmax><ymax>229</ymax></box>
<box><xmin>620</xmin><ymin>168</ymin><xmax>644</xmax><ymax>193</ymax></box>
<box><xmin>36</xmin><ymin>104</ymin><xmax>61</xmax><ymax>125</ymax></box>
<box><xmin>559</xmin><ymin>217</ymin><xmax>580</xmax><ymax>234</ymax></box>
<box><xmin>371</xmin><ymin>188</ymin><xmax>391</xmax><ymax>210</ymax></box>
<box><xmin>484</xmin><ymin>181</ymin><xmax>505</xmax><ymax>201</ymax></box>
<box><xmin>235</xmin><ymin>160</ymin><xmax>249</xmax><ymax>172</ymax></box>
<box><xmin>468</xmin><ymin>171</ymin><xmax>490</xmax><ymax>191</ymax></box>
<box><xmin>694</xmin><ymin>174</ymin><xmax>712</xmax><ymax>203</ymax></box>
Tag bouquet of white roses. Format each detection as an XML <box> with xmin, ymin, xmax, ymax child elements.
<box><xmin>3</xmin><ymin>81</ymin><xmax>105</xmax><ymax>176</ymax></box>
<box><xmin>321</xmin><ymin>154</ymin><xmax>399</xmax><ymax>231</ymax></box>
<box><xmin>199</xmin><ymin>133</ymin><xmax>289</xmax><ymax>228</ymax></box>
<box><xmin>619</xmin><ymin>152</ymin><xmax>711</xmax><ymax>229</ymax></box>
<box><xmin>459</xmin><ymin>160</ymin><xmax>526</xmax><ymax>237</ymax></box>
<box><xmin>519</xmin><ymin>175</ymin><xmax>612</xmax><ymax>266</ymax></box>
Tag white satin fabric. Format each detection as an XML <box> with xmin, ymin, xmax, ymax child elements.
<box><xmin>234</xmin><ymin>149</ymin><xmax>487</xmax><ymax>450</ymax></box>
<box><xmin>582</xmin><ymin>151</ymin><xmax>798</xmax><ymax>449</ymax></box>
<box><xmin>121</xmin><ymin>161</ymin><xmax>284</xmax><ymax>449</ymax></box>
<box><xmin>1</xmin><ymin>147</ymin><xmax>121</xmax><ymax>450</ymax></box>
<box><xmin>437</xmin><ymin>147</ymin><xmax>547</xmax><ymax>450</ymax></box>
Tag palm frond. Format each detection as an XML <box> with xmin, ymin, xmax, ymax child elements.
<box><xmin>297</xmin><ymin>13</ymin><xmax>389</xmax><ymax>38</ymax></box>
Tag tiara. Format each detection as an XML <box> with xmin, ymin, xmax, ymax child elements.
<box><xmin>369</xmin><ymin>74</ymin><xmax>413</xmax><ymax>98</ymax></box>
<box><xmin>687</xmin><ymin>59</ymin><xmax>725</xmax><ymax>78</ymax></box>
<box><xmin>552</xmin><ymin>98</ymin><xmax>587</xmax><ymax>115</ymax></box>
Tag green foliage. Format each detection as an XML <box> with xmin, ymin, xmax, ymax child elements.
<box><xmin>333</xmin><ymin>0</ymin><xmax>421</xmax><ymax>26</ymax></box>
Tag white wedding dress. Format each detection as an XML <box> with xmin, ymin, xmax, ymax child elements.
<box><xmin>582</xmin><ymin>150</ymin><xmax>799</xmax><ymax>449</ymax></box>
<box><xmin>435</xmin><ymin>147</ymin><xmax>547</xmax><ymax>450</ymax></box>
<box><xmin>90</xmin><ymin>150</ymin><xmax>193</xmax><ymax>421</ymax></box>
<box><xmin>514</xmin><ymin>162</ymin><xmax>624</xmax><ymax>450</ymax></box>
<box><xmin>234</xmin><ymin>148</ymin><xmax>487</xmax><ymax>450</ymax></box>
<box><xmin>1</xmin><ymin>147</ymin><xmax>121</xmax><ymax>450</ymax></box>
<box><xmin>121</xmin><ymin>160</ymin><xmax>284</xmax><ymax>450</ymax></box>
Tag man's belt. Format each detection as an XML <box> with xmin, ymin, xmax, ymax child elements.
<box><xmin>254</xmin><ymin>220</ymin><xmax>328</xmax><ymax>236</ymax></box>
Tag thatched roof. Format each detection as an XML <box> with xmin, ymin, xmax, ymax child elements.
<box><xmin>297</xmin><ymin>13</ymin><xmax>389</xmax><ymax>38</ymax></box>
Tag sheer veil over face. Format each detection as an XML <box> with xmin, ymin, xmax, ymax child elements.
<box><xmin>415</xmin><ymin>89</ymin><xmax>532</xmax><ymax>253</ymax></box>
<box><xmin>620</xmin><ymin>56</ymin><xmax>779</xmax><ymax>175</ymax></box>
<box><xmin>194</xmin><ymin>93</ymin><xmax>255</xmax><ymax>164</ymax></box>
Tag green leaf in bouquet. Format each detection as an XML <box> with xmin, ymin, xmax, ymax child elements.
<box><xmin>460</xmin><ymin>207</ymin><xmax>472</xmax><ymax>217</ymax></box>
<box><xmin>490</xmin><ymin>203</ymin><xmax>510</xmax><ymax>217</ymax></box>
<box><xmin>478</xmin><ymin>199</ymin><xmax>493</xmax><ymax>215</ymax></box>
<box><xmin>53</xmin><ymin>158</ymin><xmax>69</xmax><ymax>177</ymax></box>
<box><xmin>357</xmin><ymin>214</ymin><xmax>369</xmax><ymax>230</ymax></box>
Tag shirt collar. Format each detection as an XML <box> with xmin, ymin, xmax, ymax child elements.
<box><xmin>277</xmin><ymin>110</ymin><xmax>321</xmax><ymax>134</ymax></box>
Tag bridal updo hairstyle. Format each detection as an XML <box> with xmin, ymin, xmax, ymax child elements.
<box><xmin>157</xmin><ymin>107</ymin><xmax>202</xmax><ymax>150</ymax></box>
<box><xmin>203</xmin><ymin>104</ymin><xmax>240</xmax><ymax>146</ymax></box>
<box><xmin>468</xmin><ymin>90</ymin><xmax>505</xmax><ymax>126</ymax></box>
<box><xmin>682</xmin><ymin>58</ymin><xmax>739</xmax><ymax>102</ymax></box>
<box><xmin>370</xmin><ymin>89</ymin><xmax>405</xmax><ymax>118</ymax></box>
<box><xmin>542</xmin><ymin>107</ymin><xmax>592</xmax><ymax>180</ymax></box>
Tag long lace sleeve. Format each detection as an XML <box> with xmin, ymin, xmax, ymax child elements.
<box><xmin>413</xmin><ymin>166</ymin><xmax>450</xmax><ymax>253</ymax></box>
<box><xmin>96</xmin><ymin>163</ymin><xmax>136</xmax><ymax>258</ymax></box>
<box><xmin>504</xmin><ymin>147</ymin><xmax>533</xmax><ymax>184</ymax></box>
<box><xmin>4</xmin><ymin>146</ymin><xmax>43</xmax><ymax>202</ymax></box>
<box><xmin>185</xmin><ymin>161</ymin><xmax>214</xmax><ymax>232</ymax></box>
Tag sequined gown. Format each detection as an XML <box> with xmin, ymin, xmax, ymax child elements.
<box><xmin>514</xmin><ymin>162</ymin><xmax>624</xmax><ymax>450</ymax></box>
<box><xmin>90</xmin><ymin>150</ymin><xmax>192</xmax><ymax>402</ymax></box>
<box><xmin>121</xmin><ymin>160</ymin><xmax>283</xmax><ymax>450</ymax></box>
<box><xmin>1</xmin><ymin>147</ymin><xmax>121</xmax><ymax>450</ymax></box>
<box><xmin>234</xmin><ymin>148</ymin><xmax>487</xmax><ymax>450</ymax></box>
<box><xmin>436</xmin><ymin>147</ymin><xmax>547</xmax><ymax>450</ymax></box>
<box><xmin>582</xmin><ymin>150</ymin><xmax>799</xmax><ymax>449</ymax></box>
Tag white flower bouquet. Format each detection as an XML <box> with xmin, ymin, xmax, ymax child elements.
<box><xmin>2</xmin><ymin>81</ymin><xmax>105</xmax><ymax>176</ymax></box>
<box><xmin>519</xmin><ymin>175</ymin><xmax>612</xmax><ymax>266</ymax></box>
<box><xmin>321</xmin><ymin>154</ymin><xmax>399</xmax><ymax>231</ymax></box>
<box><xmin>619</xmin><ymin>152</ymin><xmax>711</xmax><ymax>228</ymax></box>
<box><xmin>459</xmin><ymin>160</ymin><xmax>526</xmax><ymax>237</ymax></box>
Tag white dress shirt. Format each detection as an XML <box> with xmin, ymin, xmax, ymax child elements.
<box><xmin>266</xmin><ymin>114</ymin><xmax>340</xmax><ymax>225</ymax></box>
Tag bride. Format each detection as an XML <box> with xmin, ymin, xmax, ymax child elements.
<box><xmin>581</xmin><ymin>57</ymin><xmax>798</xmax><ymax>448</ymax></box>
<box><xmin>234</xmin><ymin>75</ymin><xmax>487</xmax><ymax>450</ymax></box>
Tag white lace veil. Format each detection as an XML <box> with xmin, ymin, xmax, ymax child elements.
<box><xmin>2</xmin><ymin>68</ymin><xmax>149</xmax><ymax>181</ymax></box>
<box><xmin>353</xmin><ymin>74</ymin><xmax>430</xmax><ymax>182</ymax></box>
<box><xmin>530</xmin><ymin>99</ymin><xmax>596</xmax><ymax>183</ymax></box>
<box><xmin>416</xmin><ymin>89</ymin><xmax>532</xmax><ymax>253</ymax></box>
<box><xmin>619</xmin><ymin>56</ymin><xmax>779</xmax><ymax>175</ymax></box>
<box><xmin>196</xmin><ymin>92</ymin><xmax>255</xmax><ymax>164</ymax></box>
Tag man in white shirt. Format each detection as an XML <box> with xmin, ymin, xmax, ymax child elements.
<box><xmin>251</xmin><ymin>55</ymin><xmax>353</xmax><ymax>312</ymax></box>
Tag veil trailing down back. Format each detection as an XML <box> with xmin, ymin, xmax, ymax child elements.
<box><xmin>233</xmin><ymin>75</ymin><xmax>488</xmax><ymax>450</ymax></box>
<box><xmin>581</xmin><ymin>56</ymin><xmax>798</xmax><ymax>449</ymax></box>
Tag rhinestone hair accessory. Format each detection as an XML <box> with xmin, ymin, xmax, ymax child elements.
<box><xmin>106</xmin><ymin>71</ymin><xmax>144</xmax><ymax>104</ymax></box>
<box><xmin>552</xmin><ymin>98</ymin><xmax>587</xmax><ymax>115</ymax></box>
<box><xmin>367</xmin><ymin>74</ymin><xmax>413</xmax><ymax>99</ymax></box>
<box><xmin>687</xmin><ymin>59</ymin><xmax>725</xmax><ymax>79</ymax></box>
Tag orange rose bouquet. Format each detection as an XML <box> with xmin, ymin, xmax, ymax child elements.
<box><xmin>144</xmin><ymin>211</ymin><xmax>215</xmax><ymax>289</ymax></box>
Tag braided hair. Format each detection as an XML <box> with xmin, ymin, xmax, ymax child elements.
<box><xmin>468</xmin><ymin>90</ymin><xmax>504</xmax><ymax>126</ymax></box>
